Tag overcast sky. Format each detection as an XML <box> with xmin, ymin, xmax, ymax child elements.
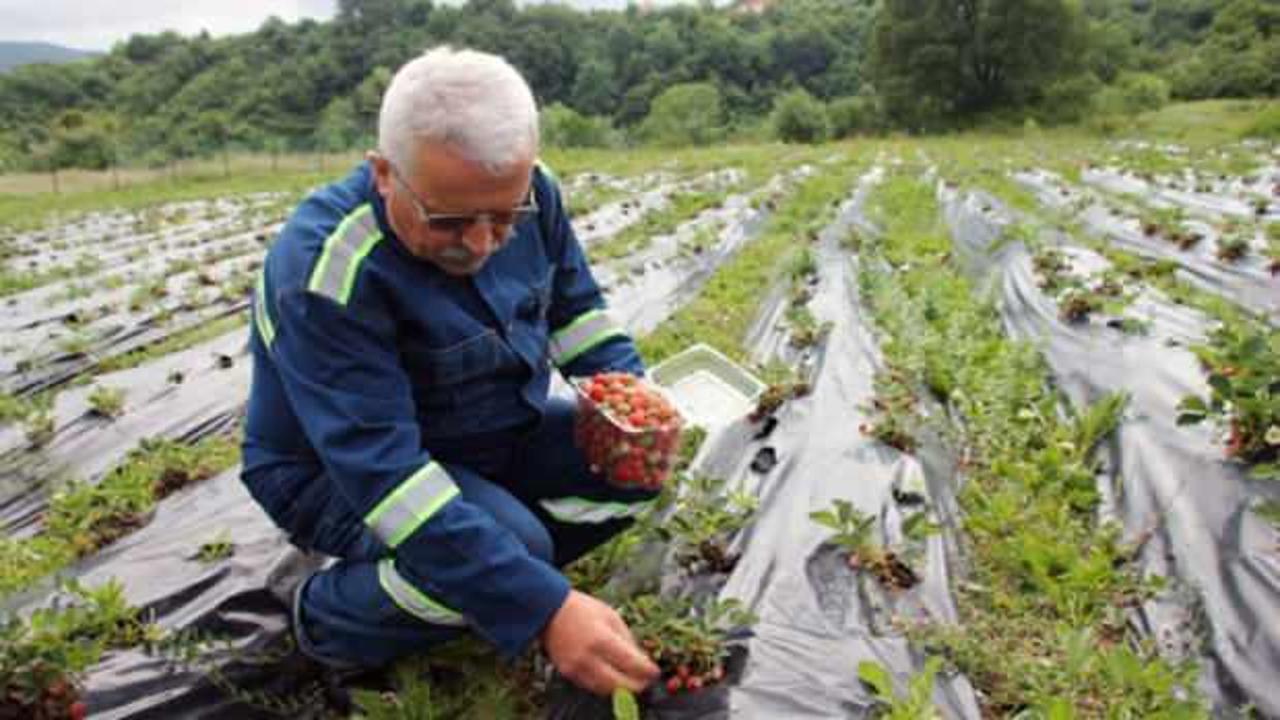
<box><xmin>0</xmin><ymin>0</ymin><xmax>700</xmax><ymax>52</ymax></box>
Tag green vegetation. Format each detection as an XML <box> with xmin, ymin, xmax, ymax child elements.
<box><xmin>858</xmin><ymin>173</ymin><xmax>1201</xmax><ymax>716</ymax></box>
<box><xmin>1177</xmin><ymin>320</ymin><xmax>1280</xmax><ymax>479</ymax></box>
<box><xmin>638</xmin><ymin>152</ymin><xmax>863</xmax><ymax>364</ymax></box>
<box><xmin>1</xmin><ymin>579</ymin><xmax>155</xmax><ymax>720</ymax></box>
<box><xmin>2</xmin><ymin>0</ymin><xmax>1274</xmax><ymax>181</ymax></box>
<box><xmin>95</xmin><ymin>312</ymin><xmax>248</xmax><ymax>374</ymax></box>
<box><xmin>0</xmin><ymin>434</ymin><xmax>240</xmax><ymax>598</ymax></box>
<box><xmin>858</xmin><ymin>658</ymin><xmax>943</xmax><ymax>720</ymax></box>
<box><xmin>87</xmin><ymin>384</ymin><xmax>126</xmax><ymax>419</ymax></box>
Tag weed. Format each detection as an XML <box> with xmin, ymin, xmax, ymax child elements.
<box><xmin>860</xmin><ymin>173</ymin><xmax>1195</xmax><ymax>714</ymax></box>
<box><xmin>858</xmin><ymin>657</ymin><xmax>943</xmax><ymax>719</ymax></box>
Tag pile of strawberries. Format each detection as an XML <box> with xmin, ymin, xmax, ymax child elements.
<box><xmin>573</xmin><ymin>372</ymin><xmax>683</xmax><ymax>490</ymax></box>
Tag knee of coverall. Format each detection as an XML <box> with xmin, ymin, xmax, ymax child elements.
<box><xmin>446</xmin><ymin>461</ymin><xmax>556</xmax><ymax>565</ymax></box>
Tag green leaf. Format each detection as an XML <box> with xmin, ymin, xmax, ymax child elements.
<box><xmin>612</xmin><ymin>688</ymin><xmax>640</xmax><ymax>720</ymax></box>
<box><xmin>857</xmin><ymin>660</ymin><xmax>895</xmax><ymax>701</ymax></box>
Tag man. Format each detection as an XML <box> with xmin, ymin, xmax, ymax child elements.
<box><xmin>240</xmin><ymin>46</ymin><xmax>659</xmax><ymax>697</ymax></box>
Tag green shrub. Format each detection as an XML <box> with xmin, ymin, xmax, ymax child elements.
<box><xmin>828</xmin><ymin>95</ymin><xmax>881</xmax><ymax>138</ymax></box>
<box><xmin>540</xmin><ymin>103</ymin><xmax>618</xmax><ymax>149</ymax></box>
<box><xmin>772</xmin><ymin>89</ymin><xmax>831</xmax><ymax>144</ymax></box>
<box><xmin>638</xmin><ymin>83</ymin><xmax>724</xmax><ymax>147</ymax></box>
<box><xmin>1096</xmin><ymin>73</ymin><xmax>1170</xmax><ymax>117</ymax></box>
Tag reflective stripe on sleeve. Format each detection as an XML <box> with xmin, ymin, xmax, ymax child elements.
<box><xmin>363</xmin><ymin>462</ymin><xmax>460</xmax><ymax>549</ymax></box>
<box><xmin>549</xmin><ymin>309</ymin><xmax>626</xmax><ymax>366</ymax></box>
<box><xmin>308</xmin><ymin>204</ymin><xmax>383</xmax><ymax>305</ymax></box>
<box><xmin>539</xmin><ymin>496</ymin><xmax>656</xmax><ymax>524</ymax></box>
<box><xmin>254</xmin><ymin>268</ymin><xmax>276</xmax><ymax>348</ymax></box>
<box><xmin>377</xmin><ymin>558</ymin><xmax>467</xmax><ymax>627</ymax></box>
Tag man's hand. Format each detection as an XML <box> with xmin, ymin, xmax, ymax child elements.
<box><xmin>542</xmin><ymin>590</ymin><xmax>659</xmax><ymax>695</ymax></box>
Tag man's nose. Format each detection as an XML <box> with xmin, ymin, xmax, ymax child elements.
<box><xmin>459</xmin><ymin>218</ymin><xmax>497</xmax><ymax>256</ymax></box>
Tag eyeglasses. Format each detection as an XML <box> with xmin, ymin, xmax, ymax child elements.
<box><xmin>385</xmin><ymin>159</ymin><xmax>538</xmax><ymax>236</ymax></box>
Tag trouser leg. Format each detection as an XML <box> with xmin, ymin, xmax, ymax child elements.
<box><xmin>286</xmin><ymin>465</ymin><xmax>555</xmax><ymax>668</ymax></box>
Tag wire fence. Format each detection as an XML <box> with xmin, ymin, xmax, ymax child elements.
<box><xmin>0</xmin><ymin>149</ymin><xmax>368</xmax><ymax>196</ymax></box>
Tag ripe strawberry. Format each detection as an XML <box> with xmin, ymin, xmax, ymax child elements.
<box><xmin>666</xmin><ymin>676</ymin><xmax>683</xmax><ymax>694</ymax></box>
<box><xmin>686</xmin><ymin>677</ymin><xmax>704</xmax><ymax>692</ymax></box>
<box><xmin>69</xmin><ymin>701</ymin><xmax>88</xmax><ymax>720</ymax></box>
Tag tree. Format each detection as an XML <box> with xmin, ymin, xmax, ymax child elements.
<box><xmin>870</xmin><ymin>0</ymin><xmax>1089</xmax><ymax>128</ymax></box>
<box><xmin>772</xmin><ymin>89</ymin><xmax>831</xmax><ymax>144</ymax></box>
<box><xmin>638</xmin><ymin>83</ymin><xmax>724</xmax><ymax>147</ymax></box>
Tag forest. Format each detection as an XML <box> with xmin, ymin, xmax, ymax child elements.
<box><xmin>0</xmin><ymin>0</ymin><xmax>1276</xmax><ymax>172</ymax></box>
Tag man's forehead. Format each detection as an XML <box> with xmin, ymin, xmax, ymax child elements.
<box><xmin>411</xmin><ymin>144</ymin><xmax>533</xmax><ymax>199</ymax></box>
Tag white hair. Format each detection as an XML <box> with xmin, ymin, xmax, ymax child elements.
<box><xmin>378</xmin><ymin>46</ymin><xmax>539</xmax><ymax>176</ymax></box>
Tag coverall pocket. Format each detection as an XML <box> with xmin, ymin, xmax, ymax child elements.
<box><xmin>421</xmin><ymin>329</ymin><xmax>502</xmax><ymax>386</ymax></box>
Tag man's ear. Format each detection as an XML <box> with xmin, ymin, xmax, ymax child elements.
<box><xmin>367</xmin><ymin>151</ymin><xmax>394</xmax><ymax>198</ymax></box>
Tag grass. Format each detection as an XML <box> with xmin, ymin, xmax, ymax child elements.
<box><xmin>638</xmin><ymin>149</ymin><xmax>864</xmax><ymax>365</ymax></box>
<box><xmin>94</xmin><ymin>312</ymin><xmax>249</xmax><ymax>374</ymax></box>
<box><xmin>857</xmin><ymin>172</ymin><xmax>1202</xmax><ymax>717</ymax></box>
<box><xmin>0</xmin><ymin>433</ymin><xmax>241</xmax><ymax>598</ymax></box>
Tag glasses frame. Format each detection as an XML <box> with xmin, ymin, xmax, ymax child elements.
<box><xmin>384</xmin><ymin>158</ymin><xmax>539</xmax><ymax>239</ymax></box>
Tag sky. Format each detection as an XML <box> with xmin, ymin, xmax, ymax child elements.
<box><xmin>0</xmin><ymin>0</ymin><xmax>703</xmax><ymax>52</ymax></box>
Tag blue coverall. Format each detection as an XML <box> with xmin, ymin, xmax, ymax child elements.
<box><xmin>240</xmin><ymin>161</ymin><xmax>655</xmax><ymax>667</ymax></box>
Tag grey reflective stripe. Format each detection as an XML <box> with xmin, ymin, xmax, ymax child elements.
<box><xmin>307</xmin><ymin>204</ymin><xmax>383</xmax><ymax>305</ymax></box>
<box><xmin>549</xmin><ymin>310</ymin><xmax>625</xmax><ymax>366</ymax></box>
<box><xmin>536</xmin><ymin>159</ymin><xmax>558</xmax><ymax>185</ymax></box>
<box><xmin>377</xmin><ymin>559</ymin><xmax>466</xmax><ymax>627</ymax></box>
<box><xmin>540</xmin><ymin>496</ymin><xmax>656</xmax><ymax>524</ymax></box>
<box><xmin>363</xmin><ymin>463</ymin><xmax>460</xmax><ymax>549</ymax></box>
<box><xmin>254</xmin><ymin>269</ymin><xmax>276</xmax><ymax>348</ymax></box>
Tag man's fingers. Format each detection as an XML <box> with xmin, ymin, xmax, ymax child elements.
<box><xmin>599</xmin><ymin>631</ymin><xmax>660</xmax><ymax>686</ymax></box>
<box><xmin>571</xmin><ymin>656</ymin><xmax>632</xmax><ymax>696</ymax></box>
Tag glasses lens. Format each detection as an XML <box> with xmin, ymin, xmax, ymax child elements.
<box><xmin>426</xmin><ymin>216</ymin><xmax>472</xmax><ymax>234</ymax></box>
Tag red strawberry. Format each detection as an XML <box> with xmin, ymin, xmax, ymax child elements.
<box><xmin>667</xmin><ymin>676</ymin><xmax>683</xmax><ymax>694</ymax></box>
<box><xmin>70</xmin><ymin>701</ymin><xmax>88</xmax><ymax>720</ymax></box>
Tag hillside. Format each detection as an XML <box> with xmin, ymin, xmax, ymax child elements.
<box><xmin>0</xmin><ymin>40</ymin><xmax>96</xmax><ymax>73</ymax></box>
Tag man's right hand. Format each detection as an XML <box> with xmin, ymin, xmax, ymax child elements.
<box><xmin>541</xmin><ymin>589</ymin><xmax>660</xmax><ymax>696</ymax></box>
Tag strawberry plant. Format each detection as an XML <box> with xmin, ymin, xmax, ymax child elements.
<box><xmin>574</xmin><ymin>372</ymin><xmax>684</xmax><ymax>490</ymax></box>
<box><xmin>1215</xmin><ymin>226</ymin><xmax>1250</xmax><ymax>263</ymax></box>
<box><xmin>861</xmin><ymin>369</ymin><xmax>918</xmax><ymax>453</ymax></box>
<box><xmin>87</xmin><ymin>385</ymin><xmax>126</xmax><ymax>420</ymax></box>
<box><xmin>656</xmin><ymin>474</ymin><xmax>756</xmax><ymax>575</ymax></box>
<box><xmin>748</xmin><ymin>379</ymin><xmax>811</xmax><ymax>422</ymax></box>
<box><xmin>621</xmin><ymin>594</ymin><xmax>754</xmax><ymax>696</ymax></box>
<box><xmin>810</xmin><ymin>499</ymin><xmax>918</xmax><ymax>590</ymax></box>
<box><xmin>1058</xmin><ymin>288</ymin><xmax>1101</xmax><ymax>323</ymax></box>
<box><xmin>1032</xmin><ymin>247</ymin><xmax>1074</xmax><ymax>293</ymax></box>
<box><xmin>1</xmin><ymin>580</ymin><xmax>151</xmax><ymax>720</ymax></box>
<box><xmin>1177</xmin><ymin>319</ymin><xmax>1280</xmax><ymax>478</ymax></box>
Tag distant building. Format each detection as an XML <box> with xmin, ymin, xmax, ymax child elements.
<box><xmin>734</xmin><ymin>0</ymin><xmax>775</xmax><ymax>13</ymax></box>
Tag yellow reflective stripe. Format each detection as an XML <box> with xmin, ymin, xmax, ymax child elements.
<box><xmin>539</xmin><ymin>496</ymin><xmax>656</xmax><ymax>524</ymax></box>
<box><xmin>549</xmin><ymin>310</ymin><xmax>625</xmax><ymax>366</ymax></box>
<box><xmin>254</xmin><ymin>268</ymin><xmax>276</xmax><ymax>348</ymax></box>
<box><xmin>377</xmin><ymin>559</ymin><xmax>466</xmax><ymax>627</ymax></box>
<box><xmin>308</xmin><ymin>204</ymin><xmax>383</xmax><ymax>305</ymax></box>
<box><xmin>363</xmin><ymin>463</ymin><xmax>459</xmax><ymax>549</ymax></box>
